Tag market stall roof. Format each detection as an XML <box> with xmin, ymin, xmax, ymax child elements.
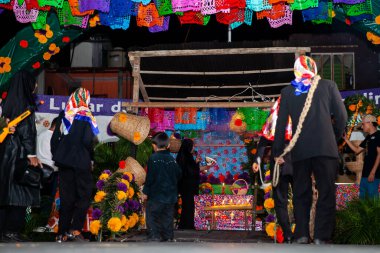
<box><xmin>124</xmin><ymin>46</ymin><xmax>310</xmax><ymax>107</ymax></box>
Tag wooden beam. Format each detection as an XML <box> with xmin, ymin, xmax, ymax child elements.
<box><xmin>147</xmin><ymin>94</ymin><xmax>279</xmax><ymax>101</ymax></box>
<box><xmin>131</xmin><ymin>57</ymin><xmax>140</xmax><ymax>103</ymax></box>
<box><xmin>122</xmin><ymin>101</ymin><xmax>275</xmax><ymax>108</ymax></box>
<box><xmin>140</xmin><ymin>68</ymin><xmax>293</xmax><ymax>75</ymax></box>
<box><xmin>138</xmin><ymin>76</ymin><xmax>150</xmax><ymax>102</ymax></box>
<box><xmin>128</xmin><ymin>47</ymin><xmax>311</xmax><ymax>58</ymax></box>
<box><xmin>144</xmin><ymin>83</ymin><xmax>289</xmax><ymax>89</ymax></box>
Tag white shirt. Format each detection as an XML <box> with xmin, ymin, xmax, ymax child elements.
<box><xmin>37</xmin><ymin>129</ymin><xmax>58</xmax><ymax>171</ymax></box>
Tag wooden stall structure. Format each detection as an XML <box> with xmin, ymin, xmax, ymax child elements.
<box><xmin>123</xmin><ymin>47</ymin><xmax>311</xmax><ymax>231</ymax></box>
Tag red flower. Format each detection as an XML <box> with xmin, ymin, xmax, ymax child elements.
<box><xmin>345</xmin><ymin>19</ymin><xmax>351</xmax><ymax>26</ymax></box>
<box><xmin>62</xmin><ymin>36</ymin><xmax>71</xmax><ymax>43</ymax></box>
<box><xmin>32</xmin><ymin>62</ymin><xmax>41</xmax><ymax>69</ymax></box>
<box><xmin>1</xmin><ymin>91</ymin><xmax>7</xmax><ymax>100</ymax></box>
<box><xmin>19</xmin><ymin>40</ymin><xmax>28</xmax><ymax>48</ymax></box>
<box><xmin>233</xmin><ymin>174</ymin><xmax>239</xmax><ymax>180</ymax></box>
<box><xmin>218</xmin><ymin>173</ymin><xmax>225</xmax><ymax>183</ymax></box>
<box><xmin>276</xmin><ymin>227</ymin><xmax>284</xmax><ymax>243</ymax></box>
<box><xmin>234</xmin><ymin>119</ymin><xmax>243</xmax><ymax>126</ymax></box>
<box><xmin>119</xmin><ymin>160</ymin><xmax>126</xmax><ymax>169</ymax></box>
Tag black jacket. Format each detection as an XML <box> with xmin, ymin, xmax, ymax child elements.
<box><xmin>273</xmin><ymin>79</ymin><xmax>347</xmax><ymax>162</ymax></box>
<box><xmin>0</xmin><ymin>114</ymin><xmax>40</xmax><ymax>207</ymax></box>
<box><xmin>52</xmin><ymin>119</ymin><xmax>95</xmax><ymax>170</ymax></box>
<box><xmin>143</xmin><ymin>150</ymin><xmax>182</xmax><ymax>204</ymax></box>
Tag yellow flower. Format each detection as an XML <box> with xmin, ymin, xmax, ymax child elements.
<box><xmin>121</xmin><ymin>215</ymin><xmax>127</xmax><ymax>226</ymax></box>
<box><xmin>133</xmin><ymin>132</ymin><xmax>141</xmax><ymax>142</ymax></box>
<box><xmin>99</xmin><ymin>173</ymin><xmax>110</xmax><ymax>180</ymax></box>
<box><xmin>139</xmin><ymin>216</ymin><xmax>145</xmax><ymax>226</ymax></box>
<box><xmin>120</xmin><ymin>223</ymin><xmax>129</xmax><ymax>232</ymax></box>
<box><xmin>119</xmin><ymin>113</ymin><xmax>127</xmax><ymax>122</ymax></box>
<box><xmin>123</xmin><ymin>172</ymin><xmax>133</xmax><ymax>182</ymax></box>
<box><xmin>264</xmin><ymin>198</ymin><xmax>275</xmax><ymax>209</ymax></box>
<box><xmin>38</xmin><ymin>35</ymin><xmax>48</xmax><ymax>44</ymax></box>
<box><xmin>43</xmin><ymin>52</ymin><xmax>51</xmax><ymax>61</ymax></box>
<box><xmin>107</xmin><ymin>217</ymin><xmax>122</xmax><ymax>232</ymax></box>
<box><xmin>121</xmin><ymin>179</ymin><xmax>130</xmax><ymax>188</ymax></box>
<box><xmin>90</xmin><ymin>220</ymin><xmax>101</xmax><ymax>235</ymax></box>
<box><xmin>117</xmin><ymin>190</ymin><xmax>127</xmax><ymax>201</ymax></box>
<box><xmin>265</xmin><ymin>222</ymin><xmax>276</xmax><ymax>237</ymax></box>
<box><xmin>46</xmin><ymin>30</ymin><xmax>53</xmax><ymax>38</ymax></box>
<box><xmin>49</xmin><ymin>43</ymin><xmax>56</xmax><ymax>51</ymax></box>
<box><xmin>265</xmin><ymin>170</ymin><xmax>270</xmax><ymax>177</ymax></box>
<box><xmin>94</xmin><ymin>191</ymin><xmax>106</xmax><ymax>203</ymax></box>
<box><xmin>264</xmin><ymin>185</ymin><xmax>272</xmax><ymax>193</ymax></box>
<box><xmin>128</xmin><ymin>187</ymin><xmax>135</xmax><ymax>198</ymax></box>
<box><xmin>3</xmin><ymin>57</ymin><xmax>11</xmax><ymax>65</ymax></box>
<box><xmin>128</xmin><ymin>215</ymin><xmax>137</xmax><ymax>228</ymax></box>
<box><xmin>132</xmin><ymin>212</ymin><xmax>139</xmax><ymax>221</ymax></box>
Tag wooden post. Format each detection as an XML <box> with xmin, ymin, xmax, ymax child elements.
<box><xmin>131</xmin><ymin>56</ymin><xmax>141</xmax><ymax>113</ymax></box>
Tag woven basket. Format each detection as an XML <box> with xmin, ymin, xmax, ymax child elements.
<box><xmin>110</xmin><ymin>112</ymin><xmax>150</xmax><ymax>145</ymax></box>
<box><xmin>169</xmin><ymin>138</ymin><xmax>181</xmax><ymax>153</ymax></box>
<box><xmin>230</xmin><ymin>179</ymin><xmax>249</xmax><ymax>195</ymax></box>
<box><xmin>118</xmin><ymin>157</ymin><xmax>146</xmax><ymax>186</ymax></box>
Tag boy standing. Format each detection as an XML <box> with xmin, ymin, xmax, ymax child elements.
<box><xmin>143</xmin><ymin>132</ymin><xmax>182</xmax><ymax>242</ymax></box>
<box><xmin>345</xmin><ymin>114</ymin><xmax>380</xmax><ymax>199</ymax></box>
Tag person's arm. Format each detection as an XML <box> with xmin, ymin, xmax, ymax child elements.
<box><xmin>18</xmin><ymin>114</ymin><xmax>39</xmax><ymax>167</ymax></box>
<box><xmin>252</xmin><ymin>137</ymin><xmax>270</xmax><ymax>172</ymax></box>
<box><xmin>368</xmin><ymin>147</ymin><xmax>380</xmax><ymax>182</ymax></box>
<box><xmin>344</xmin><ymin>137</ymin><xmax>364</xmax><ymax>155</ymax></box>
<box><xmin>329</xmin><ymin>82</ymin><xmax>348</xmax><ymax>140</ymax></box>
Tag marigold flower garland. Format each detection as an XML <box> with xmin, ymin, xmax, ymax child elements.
<box><xmin>90</xmin><ymin>168</ymin><xmax>143</xmax><ymax>240</ymax></box>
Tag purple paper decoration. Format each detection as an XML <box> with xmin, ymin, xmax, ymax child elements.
<box><xmin>79</xmin><ymin>0</ymin><xmax>110</xmax><ymax>13</ymax></box>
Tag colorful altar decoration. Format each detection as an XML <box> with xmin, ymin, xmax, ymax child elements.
<box><xmin>0</xmin><ymin>0</ymin><xmax>378</xmax><ymax>48</ymax></box>
<box><xmin>1</xmin><ymin>1</ymin><xmax>380</xmax><ymax>88</ymax></box>
<box><xmin>195</xmin><ymin>194</ymin><xmax>262</xmax><ymax>231</ymax></box>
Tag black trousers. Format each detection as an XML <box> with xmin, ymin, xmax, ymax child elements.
<box><xmin>58</xmin><ymin>166</ymin><xmax>92</xmax><ymax>234</ymax></box>
<box><xmin>0</xmin><ymin>206</ymin><xmax>27</xmax><ymax>233</ymax></box>
<box><xmin>178</xmin><ymin>191</ymin><xmax>195</xmax><ymax>229</ymax></box>
<box><xmin>273</xmin><ymin>174</ymin><xmax>293</xmax><ymax>239</ymax></box>
<box><xmin>146</xmin><ymin>200</ymin><xmax>175</xmax><ymax>240</ymax></box>
<box><xmin>292</xmin><ymin>156</ymin><xmax>338</xmax><ymax>241</ymax></box>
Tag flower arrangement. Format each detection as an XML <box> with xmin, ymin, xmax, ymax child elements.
<box><xmin>0</xmin><ymin>57</ymin><xmax>11</xmax><ymax>74</ymax></box>
<box><xmin>34</xmin><ymin>24</ymin><xmax>53</xmax><ymax>44</ymax></box>
<box><xmin>43</xmin><ymin>43</ymin><xmax>60</xmax><ymax>61</ymax></box>
<box><xmin>90</xmin><ymin>168</ymin><xmax>144</xmax><ymax>240</ymax></box>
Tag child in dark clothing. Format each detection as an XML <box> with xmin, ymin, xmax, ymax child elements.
<box><xmin>142</xmin><ymin>132</ymin><xmax>182</xmax><ymax>241</ymax></box>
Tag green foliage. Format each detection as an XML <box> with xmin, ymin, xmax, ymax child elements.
<box><xmin>0</xmin><ymin>117</ymin><xmax>7</xmax><ymax>132</ymax></box>
<box><xmin>334</xmin><ymin>198</ymin><xmax>380</xmax><ymax>245</ymax></box>
<box><xmin>93</xmin><ymin>137</ymin><xmax>152</xmax><ymax>183</ymax></box>
<box><xmin>136</xmin><ymin>138</ymin><xmax>152</xmax><ymax>168</ymax></box>
<box><xmin>344</xmin><ymin>94</ymin><xmax>379</xmax><ymax>118</ymax></box>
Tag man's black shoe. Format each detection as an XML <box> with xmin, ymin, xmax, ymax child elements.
<box><xmin>284</xmin><ymin>237</ymin><xmax>293</xmax><ymax>244</ymax></box>
<box><xmin>294</xmin><ymin>236</ymin><xmax>309</xmax><ymax>244</ymax></box>
<box><xmin>314</xmin><ymin>239</ymin><xmax>328</xmax><ymax>245</ymax></box>
<box><xmin>146</xmin><ymin>237</ymin><xmax>160</xmax><ymax>242</ymax></box>
<box><xmin>160</xmin><ymin>238</ymin><xmax>176</xmax><ymax>242</ymax></box>
<box><xmin>1</xmin><ymin>233</ymin><xmax>30</xmax><ymax>243</ymax></box>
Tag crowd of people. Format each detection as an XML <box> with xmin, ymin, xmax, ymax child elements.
<box><xmin>0</xmin><ymin>56</ymin><xmax>379</xmax><ymax>244</ymax></box>
<box><xmin>0</xmin><ymin>72</ymin><xmax>99</xmax><ymax>243</ymax></box>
